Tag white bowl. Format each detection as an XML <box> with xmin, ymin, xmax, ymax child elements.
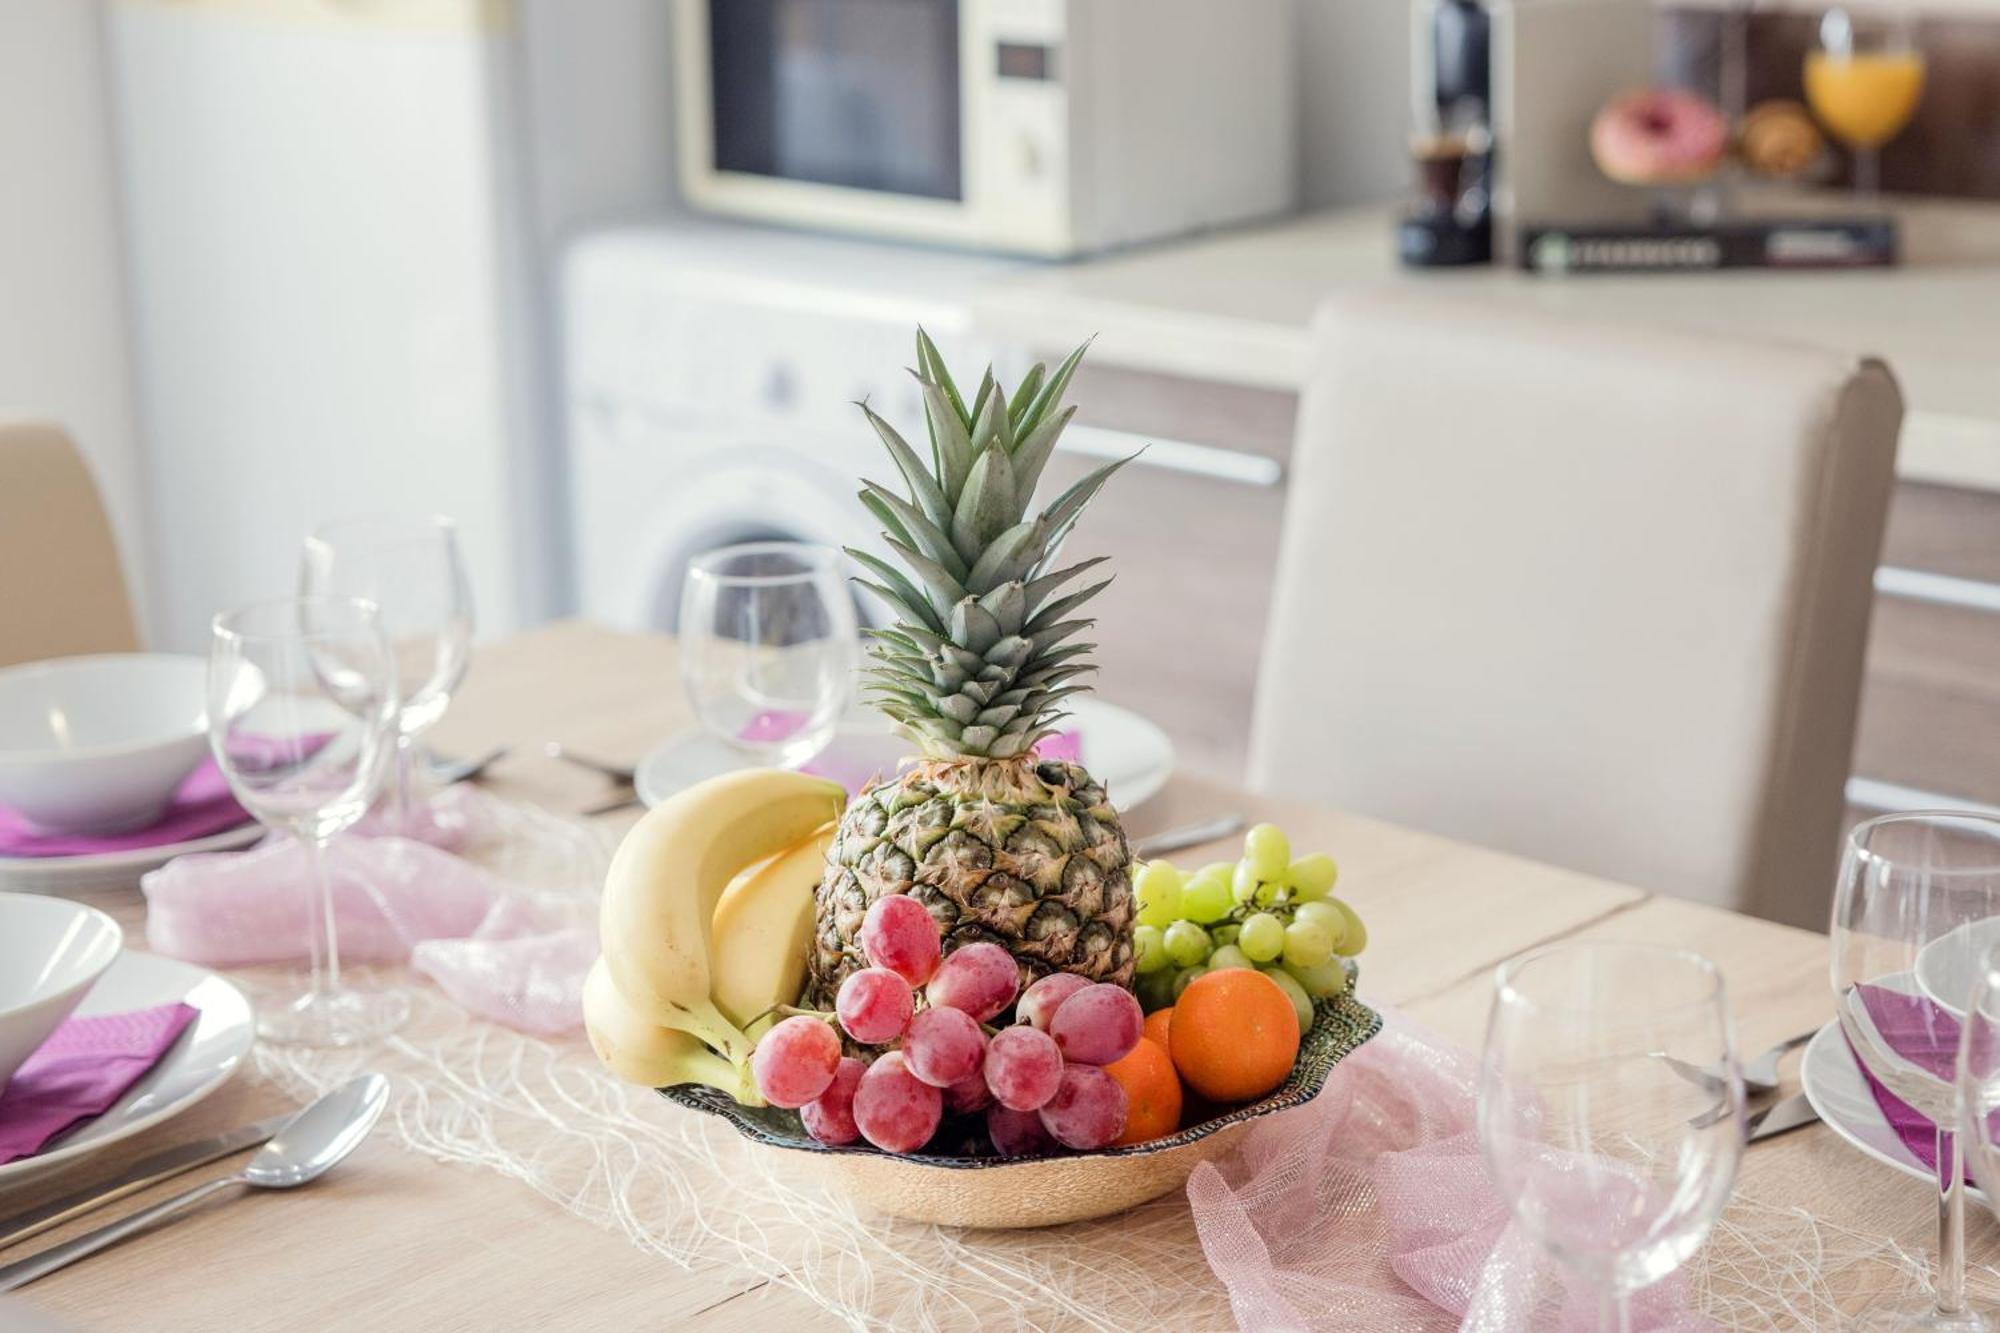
<box><xmin>0</xmin><ymin>892</ymin><xmax>123</xmax><ymax>1088</ymax></box>
<box><xmin>0</xmin><ymin>654</ymin><xmax>211</xmax><ymax>834</ymax></box>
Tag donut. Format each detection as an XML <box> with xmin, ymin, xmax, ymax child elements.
<box><xmin>1590</xmin><ymin>88</ymin><xmax>1729</xmax><ymax>186</ymax></box>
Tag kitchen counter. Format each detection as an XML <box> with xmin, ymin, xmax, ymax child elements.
<box><xmin>971</xmin><ymin>198</ymin><xmax>2000</xmax><ymax>493</ymax></box>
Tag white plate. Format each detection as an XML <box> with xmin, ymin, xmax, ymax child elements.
<box><xmin>1799</xmin><ymin>1019</ymin><xmax>1983</xmax><ymax>1199</ymax></box>
<box><xmin>636</xmin><ymin>698</ymin><xmax>1175</xmax><ymax>814</ymax></box>
<box><xmin>0</xmin><ymin>951</ymin><xmax>255</xmax><ymax>1188</ymax></box>
<box><xmin>0</xmin><ymin>823</ymin><xmax>262</xmax><ymax>896</ymax></box>
<box><xmin>1915</xmin><ymin>917</ymin><xmax>2000</xmax><ymax>1018</ymax></box>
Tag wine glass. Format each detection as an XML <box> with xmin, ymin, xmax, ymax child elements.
<box><xmin>1835</xmin><ymin>811</ymin><xmax>2000</xmax><ymax>1331</ymax></box>
<box><xmin>1806</xmin><ymin>7</ymin><xmax>1925</xmax><ymax>199</ymax></box>
<box><xmin>300</xmin><ymin>514</ymin><xmax>473</xmax><ymax>834</ymax></box>
<box><xmin>1957</xmin><ymin>936</ymin><xmax>2000</xmax><ymax>1238</ymax></box>
<box><xmin>646</xmin><ymin>542</ymin><xmax>859</xmax><ymax>795</ymax></box>
<box><xmin>1479</xmin><ymin>941</ymin><xmax>1744</xmax><ymax>1331</ymax></box>
<box><xmin>208</xmin><ymin>596</ymin><xmax>403</xmax><ymax>1046</ymax></box>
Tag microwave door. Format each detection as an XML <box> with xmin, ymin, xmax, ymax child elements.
<box><xmin>709</xmin><ymin>0</ymin><xmax>964</xmax><ymax>201</ymax></box>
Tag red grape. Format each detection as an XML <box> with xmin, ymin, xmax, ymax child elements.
<box><xmin>983</xmin><ymin>1024</ymin><xmax>1063</xmax><ymax>1112</ymax></box>
<box><xmin>1037</xmin><ymin>1064</ymin><xmax>1129</xmax><ymax>1150</ymax></box>
<box><xmin>800</xmin><ymin>1056</ymin><xmax>866</xmax><ymax>1146</ymax></box>
<box><xmin>901</xmin><ymin>1005</ymin><xmax>985</xmax><ymax>1088</ymax></box>
<box><xmin>750</xmin><ymin>1015</ymin><xmax>841</xmax><ymax>1108</ymax></box>
<box><xmin>945</xmin><ymin>1070</ymin><xmax>993</xmax><ymax>1115</ymax></box>
<box><xmin>836</xmin><ymin>967</ymin><xmax>915</xmax><ymax>1045</ymax></box>
<box><xmin>1047</xmin><ymin>983</ymin><xmax>1144</xmax><ymax>1066</ymax></box>
<box><xmin>1016</xmin><ymin>972</ymin><xmax>1091</xmax><ymax>1031</ymax></box>
<box><xmin>926</xmin><ymin>942</ymin><xmax>1019</xmax><ymax>1022</ymax></box>
<box><xmin>859</xmin><ymin>895</ymin><xmax>942</xmax><ymax>987</ymax></box>
<box><xmin>987</xmin><ymin>1103</ymin><xmax>1060</xmax><ymax>1157</ymax></box>
<box><xmin>852</xmin><ymin>1051</ymin><xmax>943</xmax><ymax>1153</ymax></box>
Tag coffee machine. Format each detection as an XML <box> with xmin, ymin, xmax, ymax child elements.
<box><xmin>1400</xmin><ymin>0</ymin><xmax>1494</xmax><ymax>266</ymax></box>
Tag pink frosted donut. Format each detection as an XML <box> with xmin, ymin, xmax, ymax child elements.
<box><xmin>1590</xmin><ymin>89</ymin><xmax>1729</xmax><ymax>186</ymax></box>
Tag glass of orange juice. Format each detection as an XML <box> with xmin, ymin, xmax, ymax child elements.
<box><xmin>1805</xmin><ymin>7</ymin><xmax>1925</xmax><ymax>198</ymax></box>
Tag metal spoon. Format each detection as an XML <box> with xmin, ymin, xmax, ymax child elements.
<box><xmin>543</xmin><ymin>741</ymin><xmax>636</xmax><ymax>786</ymax></box>
<box><xmin>0</xmin><ymin>1074</ymin><xmax>388</xmax><ymax>1292</ymax></box>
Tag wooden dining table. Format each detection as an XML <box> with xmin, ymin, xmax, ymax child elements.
<box><xmin>10</xmin><ymin>619</ymin><xmax>1999</xmax><ymax>1330</ymax></box>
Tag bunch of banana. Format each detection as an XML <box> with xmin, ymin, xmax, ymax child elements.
<box><xmin>585</xmin><ymin>767</ymin><xmax>845</xmax><ymax>1106</ymax></box>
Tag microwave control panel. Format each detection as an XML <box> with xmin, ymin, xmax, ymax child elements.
<box><xmin>971</xmin><ymin>0</ymin><xmax>1070</xmax><ymax>250</ymax></box>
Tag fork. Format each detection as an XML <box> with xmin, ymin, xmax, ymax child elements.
<box><xmin>1658</xmin><ymin>1028</ymin><xmax>1816</xmax><ymax>1100</ymax></box>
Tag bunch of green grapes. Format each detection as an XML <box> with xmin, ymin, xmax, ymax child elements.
<box><xmin>1130</xmin><ymin>823</ymin><xmax>1367</xmax><ymax>1020</ymax></box>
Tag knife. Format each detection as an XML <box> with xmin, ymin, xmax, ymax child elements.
<box><xmin>1747</xmin><ymin>1092</ymin><xmax>1821</xmax><ymax>1144</ymax></box>
<box><xmin>1132</xmin><ymin>815</ymin><xmax>1245</xmax><ymax>860</ymax></box>
<box><xmin>0</xmin><ymin>1113</ymin><xmax>288</xmax><ymax>1250</ymax></box>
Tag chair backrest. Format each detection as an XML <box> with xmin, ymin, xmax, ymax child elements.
<box><xmin>0</xmin><ymin>420</ymin><xmax>139</xmax><ymax>668</ymax></box>
<box><xmin>1250</xmin><ymin>292</ymin><xmax>1902</xmax><ymax>928</ymax></box>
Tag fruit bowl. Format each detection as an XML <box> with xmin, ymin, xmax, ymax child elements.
<box><xmin>661</xmin><ymin>994</ymin><xmax>1382</xmax><ymax>1229</ymax></box>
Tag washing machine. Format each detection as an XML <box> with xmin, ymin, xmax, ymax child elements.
<box><xmin>563</xmin><ymin>218</ymin><xmax>1032</xmax><ymax>633</ymax></box>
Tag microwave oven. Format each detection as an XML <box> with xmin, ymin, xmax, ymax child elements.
<box><xmin>671</xmin><ymin>0</ymin><xmax>1298</xmax><ymax>257</ymax></box>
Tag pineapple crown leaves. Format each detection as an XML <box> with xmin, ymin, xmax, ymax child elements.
<box><xmin>846</xmin><ymin>329</ymin><xmax>1134</xmax><ymax>760</ymax></box>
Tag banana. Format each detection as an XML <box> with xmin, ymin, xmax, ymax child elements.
<box><xmin>583</xmin><ymin>958</ymin><xmax>762</xmax><ymax>1104</ymax></box>
<box><xmin>711</xmin><ymin>822</ymin><xmax>836</xmax><ymax>1034</ymax></box>
<box><xmin>598</xmin><ymin>767</ymin><xmax>845</xmax><ymax>1062</ymax></box>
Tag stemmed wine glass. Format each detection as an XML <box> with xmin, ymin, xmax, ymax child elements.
<box><xmin>1806</xmin><ymin>7</ymin><xmax>1925</xmax><ymax>199</ymax></box>
<box><xmin>647</xmin><ymin>542</ymin><xmax>859</xmax><ymax>795</ymax></box>
<box><xmin>208</xmin><ymin>596</ymin><xmax>403</xmax><ymax>1047</ymax></box>
<box><xmin>300</xmin><ymin>514</ymin><xmax>473</xmax><ymax>834</ymax></box>
<box><xmin>1479</xmin><ymin>941</ymin><xmax>1745</xmax><ymax>1331</ymax></box>
<box><xmin>1835</xmin><ymin>811</ymin><xmax>2000</xmax><ymax>1331</ymax></box>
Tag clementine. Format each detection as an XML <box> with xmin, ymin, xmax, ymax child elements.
<box><xmin>1104</xmin><ymin>1037</ymin><xmax>1182</xmax><ymax>1145</ymax></box>
<box><xmin>1169</xmin><ymin>969</ymin><xmax>1300</xmax><ymax>1103</ymax></box>
<box><xmin>1142</xmin><ymin>1006</ymin><xmax>1173</xmax><ymax>1058</ymax></box>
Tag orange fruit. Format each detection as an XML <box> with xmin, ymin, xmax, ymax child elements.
<box><xmin>1105</xmin><ymin>1037</ymin><xmax>1182</xmax><ymax>1145</ymax></box>
<box><xmin>1169</xmin><ymin>970</ymin><xmax>1300</xmax><ymax>1103</ymax></box>
<box><xmin>1143</xmin><ymin>1007</ymin><xmax>1174</xmax><ymax>1058</ymax></box>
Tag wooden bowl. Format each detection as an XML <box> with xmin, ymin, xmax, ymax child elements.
<box><xmin>661</xmin><ymin>994</ymin><xmax>1383</xmax><ymax>1228</ymax></box>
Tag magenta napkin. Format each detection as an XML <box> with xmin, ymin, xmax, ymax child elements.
<box><xmin>1846</xmin><ymin>983</ymin><xmax>1965</xmax><ymax>1175</ymax></box>
<box><xmin>0</xmin><ymin>759</ymin><xmax>252</xmax><ymax>859</ymax></box>
<box><xmin>742</xmin><ymin>710</ymin><xmax>1082</xmax><ymax>794</ymax></box>
<box><xmin>0</xmin><ymin>1003</ymin><xmax>199</xmax><ymax>1164</ymax></box>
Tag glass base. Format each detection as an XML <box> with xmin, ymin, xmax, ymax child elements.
<box><xmin>633</xmin><ymin>731</ymin><xmax>757</xmax><ymax>808</ymax></box>
<box><xmin>1854</xmin><ymin>1306</ymin><xmax>1990</xmax><ymax>1331</ymax></box>
<box><xmin>261</xmin><ymin>987</ymin><xmax>410</xmax><ymax>1048</ymax></box>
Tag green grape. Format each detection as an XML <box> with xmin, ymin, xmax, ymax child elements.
<box><xmin>1283</xmin><ymin>918</ymin><xmax>1335</xmax><ymax>969</ymax></box>
<box><xmin>1209</xmin><ymin>923</ymin><xmax>1241</xmax><ymax>947</ymax></box>
<box><xmin>1238</xmin><ymin>912</ymin><xmax>1286</xmax><ymax>963</ymax></box>
<box><xmin>1136</xmin><ymin>967</ymin><xmax>1178</xmax><ymax>1014</ymax></box>
<box><xmin>1181</xmin><ymin>869</ymin><xmax>1234</xmax><ymax>924</ymax></box>
<box><xmin>1164</xmin><ymin>920</ymin><xmax>1213</xmax><ymax>967</ymax></box>
<box><xmin>1288</xmin><ymin>852</ymin><xmax>1339</xmax><ymax>900</ymax></box>
<box><xmin>1242</xmin><ymin>823</ymin><xmax>1291</xmax><ymax>879</ymax></box>
<box><xmin>1172</xmin><ymin>965</ymin><xmax>1208</xmax><ymax>1000</ymax></box>
<box><xmin>1286</xmin><ymin>956</ymin><xmax>1351</xmax><ymax>999</ymax></box>
<box><xmin>1329</xmin><ymin>897</ymin><xmax>1368</xmax><ymax>956</ymax></box>
<box><xmin>1231</xmin><ymin>859</ymin><xmax>1263</xmax><ymax>906</ymax></box>
<box><xmin>1134</xmin><ymin>924</ymin><xmax>1169</xmax><ymax>974</ymax></box>
<box><xmin>1260</xmin><ymin>965</ymin><xmax>1315</xmax><ymax>1036</ymax></box>
<box><xmin>1134</xmin><ymin>859</ymin><xmax>1184</xmax><ymax>929</ymax></box>
<box><xmin>1291</xmin><ymin>900</ymin><xmax>1349</xmax><ymax>951</ymax></box>
<box><xmin>1209</xmin><ymin>944</ymin><xmax>1252</xmax><ymax>972</ymax></box>
<box><xmin>1252</xmin><ymin>879</ymin><xmax>1286</xmax><ymax>909</ymax></box>
<box><xmin>1197</xmin><ymin>860</ymin><xmax>1234</xmax><ymax>883</ymax></box>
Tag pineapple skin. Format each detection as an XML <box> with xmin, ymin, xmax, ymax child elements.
<box><xmin>806</xmin><ymin>755</ymin><xmax>1134</xmax><ymax>1011</ymax></box>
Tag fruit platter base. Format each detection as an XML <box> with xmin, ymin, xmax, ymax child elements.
<box><xmin>662</xmin><ymin>994</ymin><xmax>1382</xmax><ymax>1229</ymax></box>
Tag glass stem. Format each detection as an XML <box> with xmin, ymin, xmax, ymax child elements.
<box><xmin>1599</xmin><ymin>1287</ymin><xmax>1631</xmax><ymax>1333</ymax></box>
<box><xmin>1937</xmin><ymin>1124</ymin><xmax>1968</xmax><ymax>1315</ymax></box>
<box><xmin>394</xmin><ymin>731</ymin><xmax>415</xmax><ymax>834</ymax></box>
<box><xmin>1856</xmin><ymin>147</ymin><xmax>1881</xmax><ymax>200</ymax></box>
<box><xmin>298</xmin><ymin>831</ymin><xmax>340</xmax><ymax>1001</ymax></box>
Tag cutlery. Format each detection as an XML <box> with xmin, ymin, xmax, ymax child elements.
<box><xmin>423</xmin><ymin>745</ymin><xmax>509</xmax><ymax>786</ymax></box>
<box><xmin>0</xmin><ymin>1113</ymin><xmax>288</xmax><ymax>1251</ymax></box>
<box><xmin>1658</xmin><ymin>1028</ymin><xmax>1817</xmax><ymax>1100</ymax></box>
<box><xmin>579</xmin><ymin>793</ymin><xmax>642</xmax><ymax>817</ymax></box>
<box><xmin>1747</xmin><ymin>1091</ymin><xmax>1821</xmax><ymax>1143</ymax></box>
<box><xmin>0</xmin><ymin>1074</ymin><xmax>387</xmax><ymax>1292</ymax></box>
<box><xmin>1132</xmin><ymin>815</ymin><xmax>1246</xmax><ymax>860</ymax></box>
<box><xmin>543</xmin><ymin>742</ymin><xmax>636</xmax><ymax>786</ymax></box>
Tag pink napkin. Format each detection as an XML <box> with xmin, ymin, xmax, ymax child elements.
<box><xmin>743</xmin><ymin>710</ymin><xmax>1082</xmax><ymax>795</ymax></box>
<box><xmin>0</xmin><ymin>758</ymin><xmax>251</xmax><ymax>858</ymax></box>
<box><xmin>1846</xmin><ymin>983</ymin><xmax>1968</xmax><ymax>1176</ymax></box>
<box><xmin>0</xmin><ymin>1003</ymin><xmax>199</xmax><ymax>1164</ymax></box>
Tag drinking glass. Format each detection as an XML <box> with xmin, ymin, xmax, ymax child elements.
<box><xmin>1835</xmin><ymin>811</ymin><xmax>2000</xmax><ymax>1331</ymax></box>
<box><xmin>648</xmin><ymin>542</ymin><xmax>859</xmax><ymax>794</ymax></box>
<box><xmin>1805</xmin><ymin>7</ymin><xmax>1925</xmax><ymax>198</ymax></box>
<box><xmin>300</xmin><ymin>514</ymin><xmax>473</xmax><ymax>833</ymax></box>
<box><xmin>208</xmin><ymin>597</ymin><xmax>403</xmax><ymax>1046</ymax></box>
<box><xmin>1479</xmin><ymin>941</ymin><xmax>1744</xmax><ymax>1331</ymax></box>
<box><xmin>1958</xmin><ymin>936</ymin><xmax>2000</xmax><ymax>1235</ymax></box>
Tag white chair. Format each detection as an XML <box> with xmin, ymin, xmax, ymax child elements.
<box><xmin>0</xmin><ymin>420</ymin><xmax>139</xmax><ymax>668</ymax></box>
<box><xmin>1250</xmin><ymin>291</ymin><xmax>1901</xmax><ymax>928</ymax></box>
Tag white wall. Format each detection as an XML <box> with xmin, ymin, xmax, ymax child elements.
<box><xmin>1299</xmin><ymin>0</ymin><xmax>1415</xmax><ymax>210</ymax></box>
<box><xmin>0</xmin><ymin>1</ymin><xmax>148</xmax><ymax>635</ymax></box>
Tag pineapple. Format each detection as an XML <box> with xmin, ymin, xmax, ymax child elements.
<box><xmin>805</xmin><ymin>332</ymin><xmax>1136</xmax><ymax>1010</ymax></box>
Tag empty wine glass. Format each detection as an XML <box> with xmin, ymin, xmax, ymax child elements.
<box><xmin>208</xmin><ymin>597</ymin><xmax>403</xmax><ymax>1046</ymax></box>
<box><xmin>643</xmin><ymin>542</ymin><xmax>859</xmax><ymax>796</ymax></box>
<box><xmin>1835</xmin><ymin>811</ymin><xmax>2000</xmax><ymax>1331</ymax></box>
<box><xmin>1479</xmin><ymin>941</ymin><xmax>1744</xmax><ymax>1331</ymax></box>
<box><xmin>300</xmin><ymin>514</ymin><xmax>473</xmax><ymax>833</ymax></box>
<box><xmin>1957</xmin><ymin>939</ymin><xmax>2000</xmax><ymax>1232</ymax></box>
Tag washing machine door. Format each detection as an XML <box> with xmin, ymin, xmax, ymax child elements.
<box><xmin>623</xmin><ymin>443</ymin><xmax>887</xmax><ymax>633</ymax></box>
